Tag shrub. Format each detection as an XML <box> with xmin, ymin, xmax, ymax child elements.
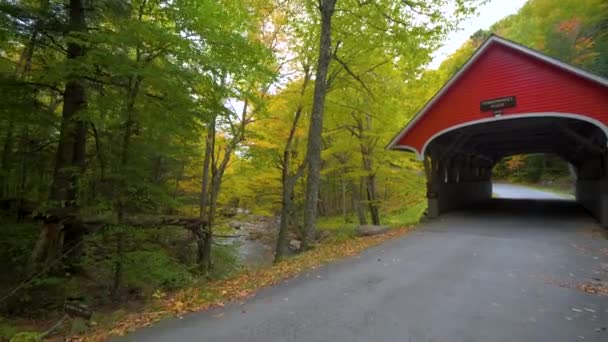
<box><xmin>9</xmin><ymin>331</ymin><xmax>39</xmax><ymax>342</ymax></box>
<box><xmin>121</xmin><ymin>250</ymin><xmax>192</xmax><ymax>295</ymax></box>
<box><xmin>208</xmin><ymin>244</ymin><xmax>241</xmax><ymax>280</ymax></box>
<box><xmin>0</xmin><ymin>320</ymin><xmax>18</xmax><ymax>341</ymax></box>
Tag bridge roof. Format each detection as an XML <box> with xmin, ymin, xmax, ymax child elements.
<box><xmin>388</xmin><ymin>35</ymin><xmax>608</xmax><ymax>160</ymax></box>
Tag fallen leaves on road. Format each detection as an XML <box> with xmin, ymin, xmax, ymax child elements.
<box><xmin>65</xmin><ymin>226</ymin><xmax>413</xmax><ymax>341</ymax></box>
<box><xmin>577</xmin><ymin>281</ymin><xmax>608</xmax><ymax>296</ymax></box>
<box><xmin>580</xmin><ymin>226</ymin><xmax>608</xmax><ymax>240</ymax></box>
<box><xmin>542</xmin><ymin>275</ymin><xmax>608</xmax><ymax>297</ymax></box>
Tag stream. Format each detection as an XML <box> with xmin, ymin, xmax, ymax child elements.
<box><xmin>216</xmin><ymin>216</ymin><xmax>279</xmax><ymax>268</ymax></box>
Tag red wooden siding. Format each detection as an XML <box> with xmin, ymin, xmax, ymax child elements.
<box><xmin>396</xmin><ymin>42</ymin><xmax>608</xmax><ymax>154</ymax></box>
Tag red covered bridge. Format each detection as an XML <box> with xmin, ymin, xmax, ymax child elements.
<box><xmin>388</xmin><ymin>35</ymin><xmax>608</xmax><ymax>226</ymax></box>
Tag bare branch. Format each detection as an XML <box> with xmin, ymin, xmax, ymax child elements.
<box><xmin>333</xmin><ymin>53</ymin><xmax>374</xmax><ymax>99</ymax></box>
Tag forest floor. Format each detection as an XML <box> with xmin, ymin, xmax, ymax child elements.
<box><xmin>0</xmin><ymin>205</ymin><xmax>426</xmax><ymax>341</ymax></box>
<box><xmin>66</xmin><ymin>226</ymin><xmax>419</xmax><ymax>341</ymax></box>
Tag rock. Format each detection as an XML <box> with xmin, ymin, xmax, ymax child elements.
<box><xmin>236</xmin><ymin>208</ymin><xmax>251</xmax><ymax>215</ymax></box>
<box><xmin>288</xmin><ymin>239</ymin><xmax>302</xmax><ymax>251</ymax></box>
<box><xmin>229</xmin><ymin>221</ymin><xmax>242</xmax><ymax>229</ymax></box>
<box><xmin>247</xmin><ymin>231</ymin><xmax>264</xmax><ymax>240</ymax></box>
<box><xmin>220</xmin><ymin>207</ymin><xmax>237</xmax><ymax>218</ymax></box>
<box><xmin>356</xmin><ymin>225</ymin><xmax>389</xmax><ymax>237</ymax></box>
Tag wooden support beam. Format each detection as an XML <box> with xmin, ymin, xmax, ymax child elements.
<box><xmin>555</xmin><ymin>123</ymin><xmax>605</xmax><ymax>155</ymax></box>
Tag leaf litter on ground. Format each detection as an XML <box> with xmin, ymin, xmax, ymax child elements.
<box><xmin>62</xmin><ymin>226</ymin><xmax>414</xmax><ymax>341</ymax></box>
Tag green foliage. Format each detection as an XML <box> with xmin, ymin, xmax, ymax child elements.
<box><xmin>317</xmin><ymin>216</ymin><xmax>358</xmax><ymax>243</ymax></box>
<box><xmin>68</xmin><ymin>317</ymin><xmax>88</xmax><ymax>336</ymax></box>
<box><xmin>5</xmin><ymin>276</ymin><xmax>68</xmax><ymax>315</ymax></box>
<box><xmin>121</xmin><ymin>250</ymin><xmax>192</xmax><ymax>294</ymax></box>
<box><xmin>0</xmin><ymin>222</ymin><xmax>244</xmax><ymax>317</ymax></box>
<box><xmin>0</xmin><ymin>221</ymin><xmax>39</xmax><ymax>279</ymax></box>
<box><xmin>383</xmin><ymin>202</ymin><xmax>427</xmax><ymax>228</ymax></box>
<box><xmin>0</xmin><ymin>320</ymin><xmax>18</xmax><ymax>341</ymax></box>
<box><xmin>0</xmin><ymin>222</ymin><xmax>68</xmax><ymax>315</ymax></box>
<box><xmin>208</xmin><ymin>244</ymin><xmax>242</xmax><ymax>280</ymax></box>
<box><xmin>493</xmin><ymin>154</ymin><xmax>572</xmax><ymax>184</ymax></box>
<box><xmin>80</xmin><ymin>225</ymin><xmax>194</xmax><ymax>298</ymax></box>
<box><xmin>8</xmin><ymin>331</ymin><xmax>40</xmax><ymax>342</ymax></box>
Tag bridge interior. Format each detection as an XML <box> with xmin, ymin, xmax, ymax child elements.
<box><xmin>424</xmin><ymin>116</ymin><xmax>608</xmax><ymax>226</ymax></box>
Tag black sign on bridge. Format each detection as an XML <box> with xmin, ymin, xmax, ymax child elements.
<box><xmin>480</xmin><ymin>96</ymin><xmax>516</xmax><ymax>112</ymax></box>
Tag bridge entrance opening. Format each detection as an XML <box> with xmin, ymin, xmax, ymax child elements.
<box><xmin>418</xmin><ymin>115</ymin><xmax>607</xmax><ymax>223</ymax></box>
<box><xmin>492</xmin><ymin>153</ymin><xmax>574</xmax><ymax>200</ymax></box>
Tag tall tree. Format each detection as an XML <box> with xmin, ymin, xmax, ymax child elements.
<box><xmin>275</xmin><ymin>65</ymin><xmax>311</xmax><ymax>261</ymax></box>
<box><xmin>302</xmin><ymin>0</ymin><xmax>337</xmax><ymax>250</ymax></box>
<box><xmin>30</xmin><ymin>0</ymin><xmax>88</xmax><ymax>269</ymax></box>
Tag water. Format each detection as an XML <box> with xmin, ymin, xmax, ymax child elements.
<box><xmin>216</xmin><ymin>217</ymin><xmax>277</xmax><ymax>268</ymax></box>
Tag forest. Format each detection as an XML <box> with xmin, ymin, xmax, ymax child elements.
<box><xmin>0</xmin><ymin>0</ymin><xmax>607</xmax><ymax>340</ymax></box>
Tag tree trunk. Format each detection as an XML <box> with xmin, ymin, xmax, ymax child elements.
<box><xmin>30</xmin><ymin>0</ymin><xmax>87</xmax><ymax>269</ymax></box>
<box><xmin>16</xmin><ymin>127</ymin><xmax>30</xmax><ymax>221</ymax></box>
<box><xmin>197</xmin><ymin>115</ymin><xmax>215</xmax><ymax>272</ymax></box>
<box><xmin>302</xmin><ymin>0</ymin><xmax>337</xmax><ymax>250</ymax></box>
<box><xmin>275</xmin><ymin>151</ymin><xmax>305</xmax><ymax>262</ymax></box>
<box><xmin>173</xmin><ymin>163</ymin><xmax>184</xmax><ymax>200</ymax></box>
<box><xmin>341</xmin><ymin>176</ymin><xmax>347</xmax><ymax>222</ymax></box>
<box><xmin>200</xmin><ymin>99</ymin><xmax>250</xmax><ymax>270</ymax></box>
<box><xmin>275</xmin><ymin>180</ymin><xmax>293</xmax><ymax>261</ymax></box>
<box><xmin>91</xmin><ymin>123</ymin><xmax>106</xmax><ymax>181</ymax></box>
<box><xmin>116</xmin><ymin>76</ymin><xmax>142</xmax><ymax>221</ymax></box>
<box><xmin>110</xmin><ymin>229</ymin><xmax>124</xmax><ymax>301</ymax></box>
<box><xmin>30</xmin><ymin>221</ymin><xmax>64</xmax><ymax>269</ymax></box>
<box><xmin>275</xmin><ymin>64</ymin><xmax>310</xmax><ymax>262</ymax></box>
<box><xmin>351</xmin><ymin>180</ymin><xmax>367</xmax><ymax>225</ymax></box>
<box><xmin>0</xmin><ymin>120</ymin><xmax>14</xmax><ymax>198</ymax></box>
<box><xmin>203</xmin><ymin>136</ymin><xmax>239</xmax><ymax>267</ymax></box>
<box><xmin>49</xmin><ymin>0</ymin><xmax>87</xmax><ymax>206</ymax></box>
<box><xmin>151</xmin><ymin>155</ymin><xmax>163</xmax><ymax>184</ymax></box>
<box><xmin>201</xmin><ymin>163</ymin><xmax>225</xmax><ymax>271</ymax></box>
<box><xmin>365</xmin><ymin>172</ymin><xmax>380</xmax><ymax>225</ymax></box>
<box><xmin>360</xmin><ymin>145</ymin><xmax>380</xmax><ymax>225</ymax></box>
<box><xmin>355</xmin><ymin>112</ymin><xmax>380</xmax><ymax>226</ymax></box>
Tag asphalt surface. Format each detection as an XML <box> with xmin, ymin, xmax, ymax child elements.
<box><xmin>493</xmin><ymin>182</ymin><xmax>573</xmax><ymax>199</ymax></box>
<box><xmin>118</xmin><ymin>184</ymin><xmax>608</xmax><ymax>342</ymax></box>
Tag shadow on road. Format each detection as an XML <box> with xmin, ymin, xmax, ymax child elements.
<box><xmin>452</xmin><ymin>198</ymin><xmax>595</xmax><ymax>224</ymax></box>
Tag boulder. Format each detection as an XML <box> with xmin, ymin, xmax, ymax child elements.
<box><xmin>229</xmin><ymin>221</ymin><xmax>242</xmax><ymax>229</ymax></box>
<box><xmin>356</xmin><ymin>225</ymin><xmax>389</xmax><ymax>237</ymax></box>
<box><xmin>236</xmin><ymin>208</ymin><xmax>251</xmax><ymax>215</ymax></box>
<box><xmin>288</xmin><ymin>239</ymin><xmax>302</xmax><ymax>251</ymax></box>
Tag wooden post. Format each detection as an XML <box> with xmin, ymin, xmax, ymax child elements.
<box><xmin>425</xmin><ymin>153</ymin><xmax>440</xmax><ymax>218</ymax></box>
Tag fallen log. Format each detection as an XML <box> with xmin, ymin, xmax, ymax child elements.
<box><xmin>37</xmin><ymin>210</ymin><xmax>205</xmax><ymax>234</ymax></box>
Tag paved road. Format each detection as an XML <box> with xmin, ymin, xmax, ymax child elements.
<box><xmin>119</xmin><ymin>189</ymin><xmax>608</xmax><ymax>342</ymax></box>
<box><xmin>493</xmin><ymin>182</ymin><xmax>572</xmax><ymax>200</ymax></box>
